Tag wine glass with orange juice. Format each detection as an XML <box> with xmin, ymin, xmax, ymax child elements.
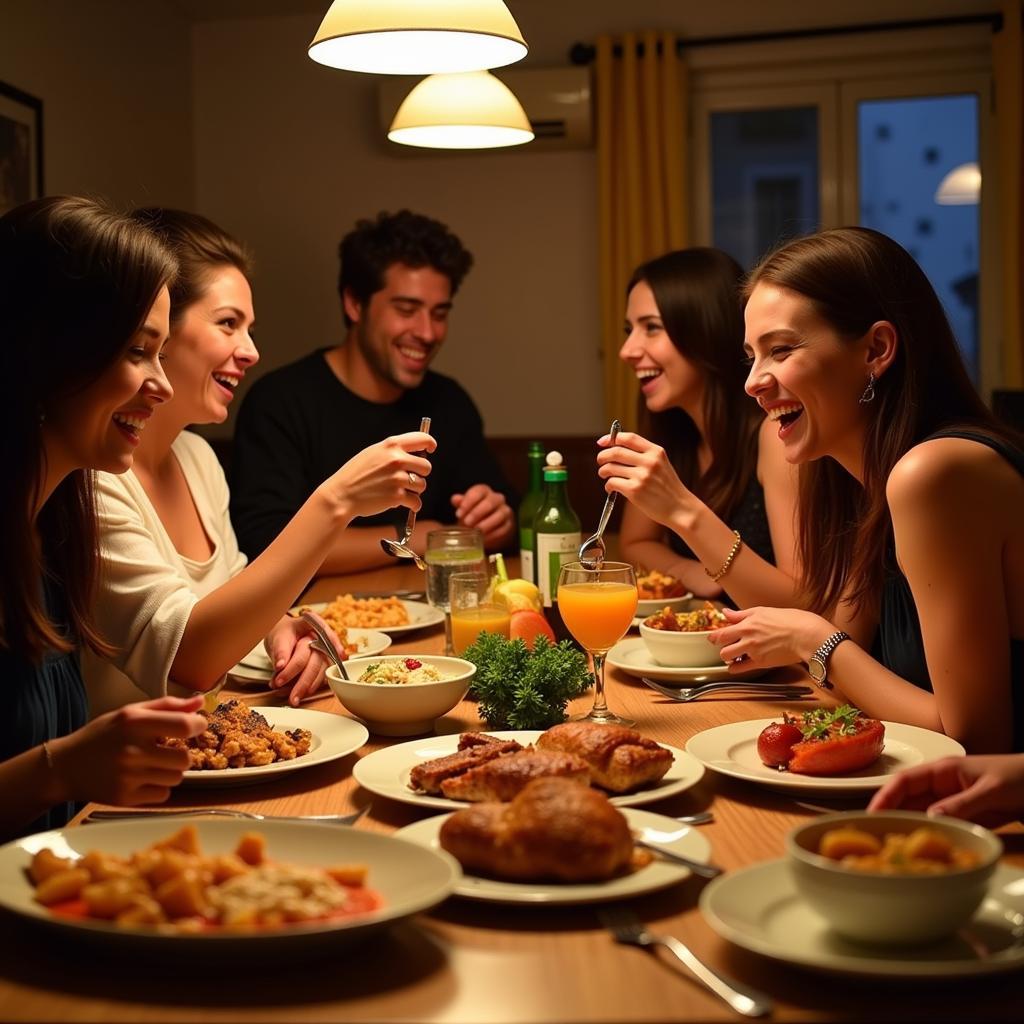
<box><xmin>557</xmin><ymin>561</ymin><xmax>638</xmax><ymax>726</ymax></box>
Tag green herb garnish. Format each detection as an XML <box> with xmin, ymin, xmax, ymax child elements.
<box><xmin>462</xmin><ymin>633</ymin><xmax>593</xmax><ymax>730</ymax></box>
<box><xmin>795</xmin><ymin>704</ymin><xmax>863</xmax><ymax>741</ymax></box>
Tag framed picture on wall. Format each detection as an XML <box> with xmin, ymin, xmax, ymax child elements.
<box><xmin>0</xmin><ymin>81</ymin><xmax>44</xmax><ymax>216</ymax></box>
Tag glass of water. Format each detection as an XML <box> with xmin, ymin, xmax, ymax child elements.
<box><xmin>425</xmin><ymin>527</ymin><xmax>486</xmax><ymax>656</ymax></box>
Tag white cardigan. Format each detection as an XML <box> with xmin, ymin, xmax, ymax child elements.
<box><xmin>83</xmin><ymin>431</ymin><xmax>247</xmax><ymax>717</ymax></box>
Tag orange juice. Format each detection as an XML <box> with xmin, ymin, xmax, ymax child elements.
<box><xmin>451</xmin><ymin>605</ymin><xmax>511</xmax><ymax>655</ymax></box>
<box><xmin>557</xmin><ymin>581</ymin><xmax>638</xmax><ymax>652</ymax></box>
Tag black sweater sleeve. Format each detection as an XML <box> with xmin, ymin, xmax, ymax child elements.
<box><xmin>230</xmin><ymin>374</ymin><xmax>318</xmax><ymax>559</ymax></box>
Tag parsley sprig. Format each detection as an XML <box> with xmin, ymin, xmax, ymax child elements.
<box><xmin>792</xmin><ymin>704</ymin><xmax>863</xmax><ymax>741</ymax></box>
<box><xmin>462</xmin><ymin>633</ymin><xmax>593</xmax><ymax>730</ymax></box>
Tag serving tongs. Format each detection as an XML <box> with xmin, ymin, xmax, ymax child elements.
<box><xmin>641</xmin><ymin>675</ymin><xmax>814</xmax><ymax>703</ymax></box>
<box><xmin>380</xmin><ymin>415</ymin><xmax>431</xmax><ymax>570</ymax></box>
<box><xmin>301</xmin><ymin>609</ymin><xmax>349</xmax><ymax>680</ymax></box>
<box><xmin>579</xmin><ymin>419</ymin><xmax>620</xmax><ymax>570</ymax></box>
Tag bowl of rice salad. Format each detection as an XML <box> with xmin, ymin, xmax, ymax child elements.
<box><xmin>326</xmin><ymin>656</ymin><xmax>476</xmax><ymax>736</ymax></box>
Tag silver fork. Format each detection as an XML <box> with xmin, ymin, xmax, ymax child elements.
<box><xmin>578</xmin><ymin>418</ymin><xmax>620</xmax><ymax>570</ymax></box>
<box><xmin>642</xmin><ymin>675</ymin><xmax>813</xmax><ymax>702</ymax></box>
<box><xmin>600</xmin><ymin>907</ymin><xmax>773</xmax><ymax>1018</ymax></box>
<box><xmin>83</xmin><ymin>806</ymin><xmax>369</xmax><ymax>826</ymax></box>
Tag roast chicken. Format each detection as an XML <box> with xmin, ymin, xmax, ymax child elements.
<box><xmin>439</xmin><ymin>777</ymin><xmax>635</xmax><ymax>882</ymax></box>
<box><xmin>536</xmin><ymin>722</ymin><xmax>673</xmax><ymax>792</ymax></box>
<box><xmin>439</xmin><ymin>748</ymin><xmax>590</xmax><ymax>801</ymax></box>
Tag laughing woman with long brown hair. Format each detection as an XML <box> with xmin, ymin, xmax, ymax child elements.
<box><xmin>599</xmin><ymin>247</ymin><xmax>800</xmax><ymax>607</ymax></box>
<box><xmin>710</xmin><ymin>227</ymin><xmax>1024</xmax><ymax>754</ymax></box>
<box><xmin>0</xmin><ymin>197</ymin><xmax>205</xmax><ymax>839</ymax></box>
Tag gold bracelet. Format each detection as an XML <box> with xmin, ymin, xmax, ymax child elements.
<box><xmin>705</xmin><ymin>531</ymin><xmax>743</xmax><ymax>582</ymax></box>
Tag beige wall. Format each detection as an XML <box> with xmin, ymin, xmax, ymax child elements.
<box><xmin>2</xmin><ymin>0</ymin><xmax>994</xmax><ymax>440</ymax></box>
<box><xmin>0</xmin><ymin>0</ymin><xmax>193</xmax><ymax>208</ymax></box>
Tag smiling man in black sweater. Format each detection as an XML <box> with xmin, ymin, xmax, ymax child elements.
<box><xmin>230</xmin><ymin>210</ymin><xmax>515</xmax><ymax>573</ymax></box>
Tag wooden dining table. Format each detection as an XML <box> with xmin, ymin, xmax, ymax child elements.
<box><xmin>0</xmin><ymin>560</ymin><xmax>1020</xmax><ymax>1023</ymax></box>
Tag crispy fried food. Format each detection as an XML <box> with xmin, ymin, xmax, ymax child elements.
<box><xmin>439</xmin><ymin>777</ymin><xmax>636</xmax><ymax>882</ymax></box>
<box><xmin>162</xmin><ymin>700</ymin><xmax>312</xmax><ymax>771</ymax></box>
<box><xmin>439</xmin><ymin>749</ymin><xmax>591</xmax><ymax>801</ymax></box>
<box><xmin>306</xmin><ymin>594</ymin><xmax>410</xmax><ymax>630</ymax></box>
<box><xmin>536</xmin><ymin>722</ymin><xmax>673</xmax><ymax>793</ymax></box>
<box><xmin>636</xmin><ymin>568</ymin><xmax>688</xmax><ymax>600</ymax></box>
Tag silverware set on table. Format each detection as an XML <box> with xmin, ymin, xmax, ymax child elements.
<box><xmin>81</xmin><ymin>806</ymin><xmax>369</xmax><ymax>826</ymax></box>
<box><xmin>641</xmin><ymin>675</ymin><xmax>814</xmax><ymax>702</ymax></box>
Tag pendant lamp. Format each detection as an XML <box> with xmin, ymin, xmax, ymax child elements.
<box><xmin>388</xmin><ymin>71</ymin><xmax>534</xmax><ymax>149</ymax></box>
<box><xmin>308</xmin><ymin>0</ymin><xmax>528</xmax><ymax>75</ymax></box>
<box><xmin>934</xmin><ymin>162</ymin><xmax>981</xmax><ymax>205</ymax></box>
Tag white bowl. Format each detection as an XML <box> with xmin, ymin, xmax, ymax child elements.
<box><xmin>786</xmin><ymin>811</ymin><xmax>1002</xmax><ymax>946</ymax></box>
<box><xmin>326</xmin><ymin>655</ymin><xmax>475</xmax><ymax>737</ymax></box>
<box><xmin>639</xmin><ymin>620</ymin><xmax>722</xmax><ymax>667</ymax></box>
<box><xmin>635</xmin><ymin>594</ymin><xmax>694</xmax><ymax>619</ymax></box>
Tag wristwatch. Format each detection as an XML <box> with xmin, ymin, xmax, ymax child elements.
<box><xmin>807</xmin><ymin>631</ymin><xmax>850</xmax><ymax>690</ymax></box>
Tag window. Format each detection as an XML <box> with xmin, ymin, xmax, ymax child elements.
<box><xmin>688</xmin><ymin>24</ymin><xmax>997</xmax><ymax>393</ymax></box>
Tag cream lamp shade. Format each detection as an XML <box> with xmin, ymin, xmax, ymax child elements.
<box><xmin>388</xmin><ymin>71</ymin><xmax>534</xmax><ymax>149</ymax></box>
<box><xmin>935</xmin><ymin>162</ymin><xmax>981</xmax><ymax>205</ymax></box>
<box><xmin>308</xmin><ymin>0</ymin><xmax>528</xmax><ymax>74</ymax></box>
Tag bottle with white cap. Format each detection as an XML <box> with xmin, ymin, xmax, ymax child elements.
<box><xmin>533</xmin><ymin>450</ymin><xmax>581</xmax><ymax>608</ymax></box>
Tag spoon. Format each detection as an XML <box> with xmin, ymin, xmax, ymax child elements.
<box><xmin>578</xmin><ymin>418</ymin><xmax>621</xmax><ymax>570</ymax></box>
<box><xmin>301</xmin><ymin>611</ymin><xmax>349</xmax><ymax>680</ymax></box>
<box><xmin>380</xmin><ymin>416</ymin><xmax>431</xmax><ymax>570</ymax></box>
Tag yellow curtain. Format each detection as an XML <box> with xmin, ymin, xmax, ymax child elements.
<box><xmin>993</xmin><ymin>2</ymin><xmax>1024</xmax><ymax>388</ymax></box>
<box><xmin>595</xmin><ymin>30</ymin><xmax>689</xmax><ymax>429</ymax></box>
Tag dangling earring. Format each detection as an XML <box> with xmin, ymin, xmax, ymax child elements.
<box><xmin>858</xmin><ymin>372</ymin><xmax>876</xmax><ymax>405</ymax></box>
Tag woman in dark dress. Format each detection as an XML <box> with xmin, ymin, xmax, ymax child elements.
<box><xmin>711</xmin><ymin>227</ymin><xmax>1024</xmax><ymax>754</ymax></box>
<box><xmin>0</xmin><ymin>196</ymin><xmax>206</xmax><ymax>839</ymax></box>
<box><xmin>600</xmin><ymin>248</ymin><xmax>801</xmax><ymax>608</ymax></box>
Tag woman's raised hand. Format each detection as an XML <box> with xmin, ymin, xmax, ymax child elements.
<box><xmin>320</xmin><ymin>430</ymin><xmax>435</xmax><ymax>522</ymax></box>
<box><xmin>596</xmin><ymin>430</ymin><xmax>693</xmax><ymax>528</ymax></box>
<box><xmin>48</xmin><ymin>695</ymin><xmax>207</xmax><ymax>806</ymax></box>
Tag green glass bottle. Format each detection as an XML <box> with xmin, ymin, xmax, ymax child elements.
<box><xmin>533</xmin><ymin>451</ymin><xmax>581</xmax><ymax>608</ymax></box>
<box><xmin>518</xmin><ymin>441</ymin><xmax>545</xmax><ymax>585</ymax></box>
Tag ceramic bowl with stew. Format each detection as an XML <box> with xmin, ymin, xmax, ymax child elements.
<box><xmin>638</xmin><ymin>620</ymin><xmax>722</xmax><ymax>667</ymax></box>
<box><xmin>786</xmin><ymin>810</ymin><xmax>1002</xmax><ymax>945</ymax></box>
<box><xmin>326</xmin><ymin>655</ymin><xmax>475</xmax><ymax>737</ymax></box>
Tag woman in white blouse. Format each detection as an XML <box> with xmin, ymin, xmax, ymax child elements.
<box><xmin>84</xmin><ymin>209</ymin><xmax>433</xmax><ymax>714</ymax></box>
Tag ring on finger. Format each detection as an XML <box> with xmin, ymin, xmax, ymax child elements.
<box><xmin>408</xmin><ymin>471</ymin><xmax>418</xmax><ymax>486</ymax></box>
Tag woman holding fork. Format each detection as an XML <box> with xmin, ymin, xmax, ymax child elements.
<box><xmin>600</xmin><ymin>247</ymin><xmax>801</xmax><ymax>608</ymax></box>
<box><xmin>83</xmin><ymin>209</ymin><xmax>434</xmax><ymax>716</ymax></box>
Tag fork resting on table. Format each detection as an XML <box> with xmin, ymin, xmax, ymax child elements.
<box><xmin>600</xmin><ymin>907</ymin><xmax>773</xmax><ymax>1018</ymax></box>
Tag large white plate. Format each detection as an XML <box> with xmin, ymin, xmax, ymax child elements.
<box><xmin>181</xmin><ymin>707</ymin><xmax>369</xmax><ymax>788</ymax></box>
<box><xmin>235</xmin><ymin>628</ymin><xmax>393</xmax><ymax>675</ymax></box>
<box><xmin>296</xmin><ymin>599</ymin><xmax>444</xmax><ymax>636</ymax></box>
<box><xmin>685</xmin><ymin>718</ymin><xmax>966</xmax><ymax>794</ymax></box>
<box><xmin>607</xmin><ymin>636</ymin><xmax>763</xmax><ymax>682</ymax></box>
<box><xmin>700</xmin><ymin>859</ymin><xmax>1024</xmax><ymax>978</ymax></box>
<box><xmin>0</xmin><ymin>818</ymin><xmax>459</xmax><ymax>957</ymax></box>
<box><xmin>396</xmin><ymin>807</ymin><xmax>711</xmax><ymax>904</ymax></box>
<box><xmin>352</xmin><ymin>729</ymin><xmax>705</xmax><ymax>810</ymax></box>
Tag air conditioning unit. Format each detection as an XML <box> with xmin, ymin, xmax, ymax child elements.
<box><xmin>378</xmin><ymin>66</ymin><xmax>593</xmax><ymax>151</ymax></box>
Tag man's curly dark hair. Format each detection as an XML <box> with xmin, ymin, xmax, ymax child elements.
<box><xmin>337</xmin><ymin>209</ymin><xmax>474</xmax><ymax>326</ymax></box>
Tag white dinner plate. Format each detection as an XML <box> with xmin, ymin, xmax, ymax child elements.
<box><xmin>700</xmin><ymin>859</ymin><xmax>1024</xmax><ymax>978</ymax></box>
<box><xmin>352</xmin><ymin>730</ymin><xmax>704</xmax><ymax>810</ymax></box>
<box><xmin>296</xmin><ymin>600</ymin><xmax>444</xmax><ymax>636</ymax></box>
<box><xmin>395</xmin><ymin>807</ymin><xmax>712</xmax><ymax>904</ymax></box>
<box><xmin>236</xmin><ymin>628</ymin><xmax>393</xmax><ymax>674</ymax></box>
<box><xmin>0</xmin><ymin>818</ymin><xmax>459</xmax><ymax>957</ymax></box>
<box><xmin>607</xmin><ymin>636</ymin><xmax>763</xmax><ymax>682</ymax></box>
<box><xmin>181</xmin><ymin>707</ymin><xmax>369</xmax><ymax>788</ymax></box>
<box><xmin>685</xmin><ymin>718</ymin><xmax>966</xmax><ymax>794</ymax></box>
